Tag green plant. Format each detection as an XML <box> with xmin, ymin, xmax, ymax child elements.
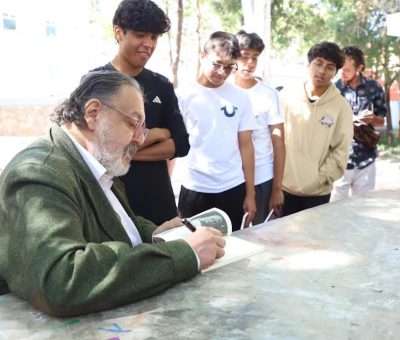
<box><xmin>378</xmin><ymin>137</ymin><xmax>400</xmax><ymax>161</ymax></box>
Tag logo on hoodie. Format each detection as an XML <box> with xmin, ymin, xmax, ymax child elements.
<box><xmin>319</xmin><ymin>115</ymin><xmax>335</xmax><ymax>128</ymax></box>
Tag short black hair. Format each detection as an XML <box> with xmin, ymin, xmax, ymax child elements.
<box><xmin>236</xmin><ymin>30</ymin><xmax>265</xmax><ymax>53</ymax></box>
<box><xmin>307</xmin><ymin>41</ymin><xmax>345</xmax><ymax>70</ymax></box>
<box><xmin>113</xmin><ymin>0</ymin><xmax>170</xmax><ymax>35</ymax></box>
<box><xmin>203</xmin><ymin>31</ymin><xmax>241</xmax><ymax>60</ymax></box>
<box><xmin>342</xmin><ymin>46</ymin><xmax>365</xmax><ymax>70</ymax></box>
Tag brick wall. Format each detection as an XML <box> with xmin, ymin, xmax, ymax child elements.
<box><xmin>0</xmin><ymin>106</ymin><xmax>55</xmax><ymax>136</ymax></box>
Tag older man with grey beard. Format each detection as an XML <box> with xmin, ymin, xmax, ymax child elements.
<box><xmin>0</xmin><ymin>71</ymin><xmax>225</xmax><ymax>317</ymax></box>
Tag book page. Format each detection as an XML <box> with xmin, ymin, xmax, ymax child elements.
<box><xmin>154</xmin><ymin>230</ymin><xmax>265</xmax><ymax>272</ymax></box>
<box><xmin>153</xmin><ymin>225</ymin><xmax>191</xmax><ymax>242</ymax></box>
<box><xmin>202</xmin><ymin>236</ymin><xmax>265</xmax><ymax>272</ymax></box>
<box><xmin>154</xmin><ymin>207</ymin><xmax>264</xmax><ymax>272</ymax></box>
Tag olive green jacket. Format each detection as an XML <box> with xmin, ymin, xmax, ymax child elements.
<box><xmin>0</xmin><ymin>125</ymin><xmax>197</xmax><ymax>317</ymax></box>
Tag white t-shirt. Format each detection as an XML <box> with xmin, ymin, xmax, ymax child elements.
<box><xmin>177</xmin><ymin>81</ymin><xmax>258</xmax><ymax>193</ymax></box>
<box><xmin>246</xmin><ymin>81</ymin><xmax>284</xmax><ymax>185</ymax></box>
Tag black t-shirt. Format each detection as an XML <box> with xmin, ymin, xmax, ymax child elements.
<box><xmin>91</xmin><ymin>64</ymin><xmax>190</xmax><ymax>224</ymax></box>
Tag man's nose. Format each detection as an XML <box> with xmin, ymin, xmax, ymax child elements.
<box><xmin>247</xmin><ymin>58</ymin><xmax>256</xmax><ymax>66</ymax></box>
<box><xmin>217</xmin><ymin>67</ymin><xmax>226</xmax><ymax>74</ymax></box>
<box><xmin>142</xmin><ymin>36</ymin><xmax>155</xmax><ymax>48</ymax></box>
<box><xmin>131</xmin><ymin>132</ymin><xmax>144</xmax><ymax>146</ymax></box>
<box><xmin>132</xmin><ymin>128</ymin><xmax>148</xmax><ymax>145</ymax></box>
<box><xmin>319</xmin><ymin>65</ymin><xmax>328</xmax><ymax>74</ymax></box>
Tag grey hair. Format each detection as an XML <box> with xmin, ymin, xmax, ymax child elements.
<box><xmin>50</xmin><ymin>71</ymin><xmax>142</xmax><ymax>127</ymax></box>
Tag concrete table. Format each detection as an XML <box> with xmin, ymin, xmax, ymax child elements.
<box><xmin>1</xmin><ymin>189</ymin><xmax>399</xmax><ymax>339</ymax></box>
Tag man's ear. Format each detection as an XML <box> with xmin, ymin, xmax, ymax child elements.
<box><xmin>357</xmin><ymin>64</ymin><xmax>364</xmax><ymax>74</ymax></box>
<box><xmin>84</xmin><ymin>99</ymin><xmax>101</xmax><ymax>131</ymax></box>
<box><xmin>114</xmin><ymin>25</ymin><xmax>123</xmax><ymax>43</ymax></box>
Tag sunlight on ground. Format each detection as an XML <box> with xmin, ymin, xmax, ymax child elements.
<box><xmin>270</xmin><ymin>250</ymin><xmax>358</xmax><ymax>270</ymax></box>
<box><xmin>356</xmin><ymin>209</ymin><xmax>400</xmax><ymax>222</ymax></box>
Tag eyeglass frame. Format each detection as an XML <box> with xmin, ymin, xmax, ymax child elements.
<box><xmin>99</xmin><ymin>100</ymin><xmax>149</xmax><ymax>139</ymax></box>
<box><xmin>207</xmin><ymin>57</ymin><xmax>238</xmax><ymax>74</ymax></box>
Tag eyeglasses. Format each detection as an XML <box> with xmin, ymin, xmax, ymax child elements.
<box><xmin>310</xmin><ymin>60</ymin><xmax>337</xmax><ymax>74</ymax></box>
<box><xmin>207</xmin><ymin>58</ymin><xmax>238</xmax><ymax>74</ymax></box>
<box><xmin>100</xmin><ymin>101</ymin><xmax>149</xmax><ymax>139</ymax></box>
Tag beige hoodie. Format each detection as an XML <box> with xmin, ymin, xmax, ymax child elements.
<box><xmin>281</xmin><ymin>82</ymin><xmax>353</xmax><ymax>196</ymax></box>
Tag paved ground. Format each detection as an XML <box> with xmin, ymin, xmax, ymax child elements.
<box><xmin>1</xmin><ymin>136</ymin><xmax>399</xmax><ymax>197</ymax></box>
<box><xmin>373</xmin><ymin>157</ymin><xmax>400</xmax><ymax>190</ymax></box>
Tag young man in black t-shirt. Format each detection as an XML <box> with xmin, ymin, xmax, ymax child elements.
<box><xmin>92</xmin><ymin>0</ymin><xmax>190</xmax><ymax>224</ymax></box>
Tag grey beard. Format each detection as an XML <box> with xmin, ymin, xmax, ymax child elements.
<box><xmin>93</xmin><ymin>143</ymin><xmax>137</xmax><ymax>177</ymax></box>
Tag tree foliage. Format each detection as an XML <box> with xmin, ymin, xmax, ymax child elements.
<box><xmin>327</xmin><ymin>0</ymin><xmax>400</xmax><ymax>143</ymax></box>
<box><xmin>270</xmin><ymin>0</ymin><xmax>400</xmax><ymax>143</ymax></box>
<box><xmin>271</xmin><ymin>0</ymin><xmax>326</xmax><ymax>53</ymax></box>
<box><xmin>207</xmin><ymin>0</ymin><xmax>243</xmax><ymax>33</ymax></box>
<box><xmin>160</xmin><ymin>0</ymin><xmax>399</xmax><ymax>142</ymax></box>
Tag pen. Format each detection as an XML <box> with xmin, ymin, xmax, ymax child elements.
<box><xmin>181</xmin><ymin>218</ymin><xmax>197</xmax><ymax>232</ymax></box>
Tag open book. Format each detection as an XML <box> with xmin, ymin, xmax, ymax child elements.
<box><xmin>154</xmin><ymin>208</ymin><xmax>265</xmax><ymax>272</ymax></box>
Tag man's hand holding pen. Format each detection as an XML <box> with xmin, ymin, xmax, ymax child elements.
<box><xmin>184</xmin><ymin>226</ymin><xmax>226</xmax><ymax>270</ymax></box>
<box><xmin>153</xmin><ymin>217</ymin><xmax>226</xmax><ymax>270</ymax></box>
<box><xmin>182</xmin><ymin>217</ymin><xmax>226</xmax><ymax>270</ymax></box>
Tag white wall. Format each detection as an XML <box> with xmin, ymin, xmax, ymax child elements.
<box><xmin>0</xmin><ymin>0</ymin><xmax>115</xmax><ymax>105</ymax></box>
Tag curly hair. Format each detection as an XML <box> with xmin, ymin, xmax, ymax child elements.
<box><xmin>113</xmin><ymin>0</ymin><xmax>170</xmax><ymax>35</ymax></box>
<box><xmin>235</xmin><ymin>30</ymin><xmax>265</xmax><ymax>53</ymax></box>
<box><xmin>342</xmin><ymin>46</ymin><xmax>365</xmax><ymax>71</ymax></box>
<box><xmin>203</xmin><ymin>31</ymin><xmax>241</xmax><ymax>60</ymax></box>
<box><xmin>50</xmin><ymin>71</ymin><xmax>142</xmax><ymax>127</ymax></box>
<box><xmin>307</xmin><ymin>41</ymin><xmax>345</xmax><ymax>70</ymax></box>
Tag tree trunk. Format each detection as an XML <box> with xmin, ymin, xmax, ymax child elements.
<box><xmin>241</xmin><ymin>0</ymin><xmax>271</xmax><ymax>81</ymax></box>
<box><xmin>195</xmin><ymin>0</ymin><xmax>201</xmax><ymax>77</ymax></box>
<box><xmin>384</xmin><ymin>82</ymin><xmax>395</xmax><ymax>146</ymax></box>
<box><xmin>164</xmin><ymin>0</ymin><xmax>174</xmax><ymax>72</ymax></box>
<box><xmin>172</xmin><ymin>0</ymin><xmax>183</xmax><ymax>88</ymax></box>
